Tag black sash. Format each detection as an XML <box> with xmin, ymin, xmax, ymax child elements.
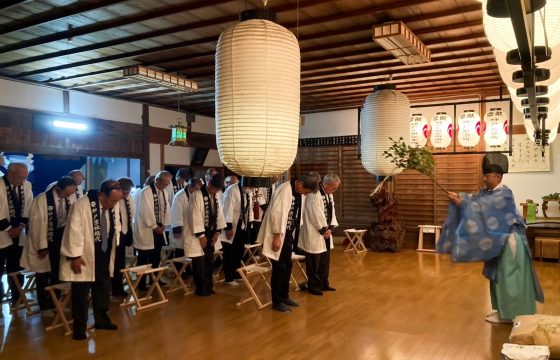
<box><xmin>319</xmin><ymin>184</ymin><xmax>333</xmax><ymax>226</ymax></box>
<box><xmin>87</xmin><ymin>189</ymin><xmax>115</xmax><ymax>245</ymax></box>
<box><xmin>150</xmin><ymin>182</ymin><xmax>167</xmax><ymax>226</ymax></box>
<box><xmin>200</xmin><ymin>185</ymin><xmax>217</xmax><ymax>232</ymax></box>
<box><xmin>3</xmin><ymin>175</ymin><xmax>24</xmax><ymax>228</ymax></box>
<box><xmin>120</xmin><ymin>196</ymin><xmax>133</xmax><ymax>246</ymax></box>
<box><xmin>285</xmin><ymin>180</ymin><xmax>302</xmax><ymax>235</ymax></box>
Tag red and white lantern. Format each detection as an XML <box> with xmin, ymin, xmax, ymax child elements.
<box><xmin>409</xmin><ymin>113</ymin><xmax>429</xmax><ymax>148</ymax></box>
<box><xmin>484</xmin><ymin>108</ymin><xmax>508</xmax><ymax>148</ymax></box>
<box><xmin>430</xmin><ymin>112</ymin><xmax>453</xmax><ymax>149</ymax></box>
<box><xmin>457</xmin><ymin>110</ymin><xmax>481</xmax><ymax>149</ymax></box>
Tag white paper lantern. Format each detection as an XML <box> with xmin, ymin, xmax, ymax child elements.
<box><xmin>360</xmin><ymin>85</ymin><xmax>410</xmax><ymax>177</ymax></box>
<box><xmin>482</xmin><ymin>0</ymin><xmax>560</xmax><ymax>52</ymax></box>
<box><xmin>430</xmin><ymin>112</ymin><xmax>453</xmax><ymax>149</ymax></box>
<box><xmin>409</xmin><ymin>113</ymin><xmax>429</xmax><ymax>148</ymax></box>
<box><xmin>215</xmin><ymin>15</ymin><xmax>300</xmax><ymax>176</ymax></box>
<box><xmin>457</xmin><ymin>110</ymin><xmax>481</xmax><ymax>148</ymax></box>
<box><xmin>484</xmin><ymin>108</ymin><xmax>509</xmax><ymax>147</ymax></box>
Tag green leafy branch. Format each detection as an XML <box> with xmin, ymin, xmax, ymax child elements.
<box><xmin>382</xmin><ymin>137</ymin><xmax>447</xmax><ymax>192</ymax></box>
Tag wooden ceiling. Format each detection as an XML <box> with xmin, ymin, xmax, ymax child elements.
<box><xmin>0</xmin><ymin>0</ymin><xmax>504</xmax><ymax>116</ymax></box>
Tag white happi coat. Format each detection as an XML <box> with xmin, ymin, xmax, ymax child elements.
<box><xmin>170</xmin><ymin>188</ymin><xmax>191</xmax><ymax>249</ymax></box>
<box><xmin>46</xmin><ymin>181</ymin><xmax>83</xmax><ymax>204</ymax></box>
<box><xmin>20</xmin><ymin>192</ymin><xmax>51</xmax><ymax>273</ymax></box>
<box><xmin>0</xmin><ymin>179</ymin><xmax>33</xmax><ymax>249</ymax></box>
<box><xmin>59</xmin><ymin>196</ymin><xmax>121</xmax><ymax>282</ymax></box>
<box><xmin>257</xmin><ymin>181</ymin><xmax>296</xmax><ymax>261</ymax></box>
<box><xmin>219</xmin><ymin>183</ymin><xmax>254</xmax><ymax>244</ymax></box>
<box><xmin>299</xmin><ymin>190</ymin><xmax>338</xmax><ymax>254</ymax></box>
<box><xmin>184</xmin><ymin>190</ymin><xmax>225</xmax><ymax>257</ymax></box>
<box><xmin>133</xmin><ymin>185</ymin><xmax>171</xmax><ymax>250</ymax></box>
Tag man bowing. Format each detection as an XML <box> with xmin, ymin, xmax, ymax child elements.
<box><xmin>60</xmin><ymin>180</ymin><xmax>122</xmax><ymax>340</ymax></box>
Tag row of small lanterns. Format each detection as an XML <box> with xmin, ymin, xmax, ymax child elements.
<box><xmin>410</xmin><ymin>109</ymin><xmax>508</xmax><ymax>150</ymax></box>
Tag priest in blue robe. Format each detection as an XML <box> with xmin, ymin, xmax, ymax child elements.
<box><xmin>437</xmin><ymin>153</ymin><xmax>543</xmax><ymax>323</ymax></box>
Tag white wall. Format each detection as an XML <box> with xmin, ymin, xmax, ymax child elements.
<box><xmin>299</xmin><ymin>109</ymin><xmax>358</xmax><ymax>138</ymax></box>
<box><xmin>149</xmin><ymin>106</ymin><xmax>186</xmax><ymax>129</ymax></box>
<box><xmin>148</xmin><ymin>143</ymin><xmax>161</xmax><ymax>175</ymax></box>
<box><xmin>0</xmin><ymin>77</ymin><xmax>64</xmax><ymax>113</ymax></box>
<box><xmin>204</xmin><ymin>149</ymin><xmax>222</xmax><ymax>167</ymax></box>
<box><xmin>163</xmin><ymin>145</ymin><xmax>196</xmax><ymax>166</ymax></box>
<box><xmin>192</xmin><ymin>114</ymin><xmax>215</xmax><ymax>134</ymax></box>
<box><xmin>505</xmin><ymin>106</ymin><xmax>560</xmax><ymax>217</ymax></box>
<box><xmin>69</xmin><ymin>91</ymin><xmax>142</xmax><ymax>124</ymax></box>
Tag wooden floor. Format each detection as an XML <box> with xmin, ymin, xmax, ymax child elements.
<box><xmin>1</xmin><ymin>248</ymin><xmax>559</xmax><ymax>360</ymax></box>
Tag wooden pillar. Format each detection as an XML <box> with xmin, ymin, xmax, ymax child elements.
<box><xmin>142</xmin><ymin>104</ymin><xmax>150</xmax><ymax>180</ymax></box>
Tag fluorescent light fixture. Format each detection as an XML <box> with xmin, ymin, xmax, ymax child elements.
<box><xmin>123</xmin><ymin>65</ymin><xmax>198</xmax><ymax>93</ymax></box>
<box><xmin>372</xmin><ymin>21</ymin><xmax>431</xmax><ymax>65</ymax></box>
<box><xmin>53</xmin><ymin>120</ymin><xmax>88</xmax><ymax>131</ymax></box>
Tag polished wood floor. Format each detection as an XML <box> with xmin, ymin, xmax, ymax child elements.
<box><xmin>1</xmin><ymin>248</ymin><xmax>559</xmax><ymax>360</ymax></box>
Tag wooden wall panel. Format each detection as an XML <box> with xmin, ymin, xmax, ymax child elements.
<box><xmin>294</xmin><ymin>144</ymin><xmax>483</xmax><ymax>249</ymax></box>
<box><xmin>0</xmin><ymin>105</ymin><xmax>144</xmax><ymax>158</ymax></box>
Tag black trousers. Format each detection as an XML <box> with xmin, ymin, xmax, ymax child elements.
<box><xmin>47</xmin><ymin>231</ymin><xmax>63</xmax><ymax>285</ymax></box>
<box><xmin>305</xmin><ymin>247</ymin><xmax>331</xmax><ymax>291</ymax></box>
<box><xmin>34</xmin><ymin>272</ymin><xmax>54</xmax><ymax>311</ymax></box>
<box><xmin>71</xmin><ymin>277</ymin><xmax>112</xmax><ymax>335</ymax></box>
<box><xmin>222</xmin><ymin>227</ymin><xmax>246</xmax><ymax>282</ymax></box>
<box><xmin>191</xmin><ymin>247</ymin><xmax>214</xmax><ymax>295</ymax></box>
<box><xmin>111</xmin><ymin>242</ymin><xmax>126</xmax><ymax>294</ymax></box>
<box><xmin>0</xmin><ymin>242</ymin><xmax>23</xmax><ymax>303</ymax></box>
<box><xmin>248</xmin><ymin>222</ymin><xmax>261</xmax><ymax>244</ymax></box>
<box><xmin>136</xmin><ymin>232</ymin><xmax>164</xmax><ymax>288</ymax></box>
<box><xmin>270</xmin><ymin>240</ymin><xmax>293</xmax><ymax>305</ymax></box>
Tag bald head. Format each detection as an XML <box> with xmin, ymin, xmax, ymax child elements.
<box><xmin>7</xmin><ymin>163</ymin><xmax>28</xmax><ymax>186</ymax></box>
<box><xmin>68</xmin><ymin>170</ymin><xmax>84</xmax><ymax>186</ymax></box>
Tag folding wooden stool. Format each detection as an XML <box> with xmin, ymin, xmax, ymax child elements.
<box><xmin>213</xmin><ymin>250</ymin><xmax>225</xmax><ymax>283</ymax></box>
<box><xmin>9</xmin><ymin>270</ymin><xmax>39</xmax><ymax>316</ymax></box>
<box><xmin>240</xmin><ymin>243</ymin><xmax>263</xmax><ymax>267</ymax></box>
<box><xmin>45</xmin><ymin>282</ymin><xmax>73</xmax><ymax>335</ymax></box>
<box><xmin>344</xmin><ymin>229</ymin><xmax>368</xmax><ymax>254</ymax></box>
<box><xmin>236</xmin><ymin>263</ymin><xmax>272</xmax><ymax>310</ymax></box>
<box><xmin>121</xmin><ymin>265</ymin><xmax>168</xmax><ymax>311</ymax></box>
<box><xmin>165</xmin><ymin>257</ymin><xmax>193</xmax><ymax>295</ymax></box>
<box><xmin>290</xmin><ymin>253</ymin><xmax>308</xmax><ymax>291</ymax></box>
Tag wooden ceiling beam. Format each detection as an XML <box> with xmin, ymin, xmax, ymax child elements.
<box><xmin>302</xmin><ymin>81</ymin><xmax>504</xmax><ymax>105</ymax></box>
<box><xmin>303</xmin><ymin>73</ymin><xmax>502</xmax><ymax>96</ymax></box>
<box><xmin>0</xmin><ymin>1</ymin><xmax>27</xmax><ymax>11</ymax></box>
<box><xmin>171</xmin><ymin>33</ymin><xmax>490</xmax><ymax>75</ymax></box>
<box><xmin>0</xmin><ymin>0</ymin><xmax>235</xmax><ymax>54</ymax></box>
<box><xmin>5</xmin><ymin>7</ymin><xmax>482</xmax><ymax>79</ymax></box>
<box><xmin>301</xmin><ymin>58</ymin><xmax>497</xmax><ymax>87</ymax></box>
<box><xmin>43</xmin><ymin>50</ymin><xmax>216</xmax><ymax>85</ymax></box>
<box><xmin>0</xmin><ymin>0</ymin><xmax>331</xmax><ymax>70</ymax></box>
<box><xmin>0</xmin><ymin>0</ymin><xmax>127</xmax><ymax>36</ymax></box>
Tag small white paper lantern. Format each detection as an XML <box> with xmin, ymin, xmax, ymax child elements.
<box><xmin>457</xmin><ymin>110</ymin><xmax>481</xmax><ymax>149</ymax></box>
<box><xmin>409</xmin><ymin>113</ymin><xmax>429</xmax><ymax>148</ymax></box>
<box><xmin>430</xmin><ymin>112</ymin><xmax>453</xmax><ymax>149</ymax></box>
<box><xmin>484</xmin><ymin>108</ymin><xmax>509</xmax><ymax>148</ymax></box>
<box><xmin>215</xmin><ymin>12</ymin><xmax>300</xmax><ymax>176</ymax></box>
<box><xmin>360</xmin><ymin>85</ymin><xmax>410</xmax><ymax>178</ymax></box>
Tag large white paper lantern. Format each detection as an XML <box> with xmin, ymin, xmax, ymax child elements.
<box><xmin>524</xmin><ymin>119</ymin><xmax>559</xmax><ymax>144</ymax></box>
<box><xmin>360</xmin><ymin>85</ymin><xmax>410</xmax><ymax>178</ymax></box>
<box><xmin>410</xmin><ymin>113</ymin><xmax>429</xmax><ymax>148</ymax></box>
<box><xmin>482</xmin><ymin>0</ymin><xmax>560</xmax><ymax>52</ymax></box>
<box><xmin>457</xmin><ymin>110</ymin><xmax>481</xmax><ymax>148</ymax></box>
<box><xmin>430</xmin><ymin>112</ymin><xmax>453</xmax><ymax>149</ymax></box>
<box><xmin>484</xmin><ymin>108</ymin><xmax>509</xmax><ymax>147</ymax></box>
<box><xmin>215</xmin><ymin>12</ymin><xmax>300</xmax><ymax>176</ymax></box>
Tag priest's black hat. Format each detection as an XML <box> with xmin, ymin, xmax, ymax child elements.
<box><xmin>482</xmin><ymin>153</ymin><xmax>508</xmax><ymax>174</ymax></box>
